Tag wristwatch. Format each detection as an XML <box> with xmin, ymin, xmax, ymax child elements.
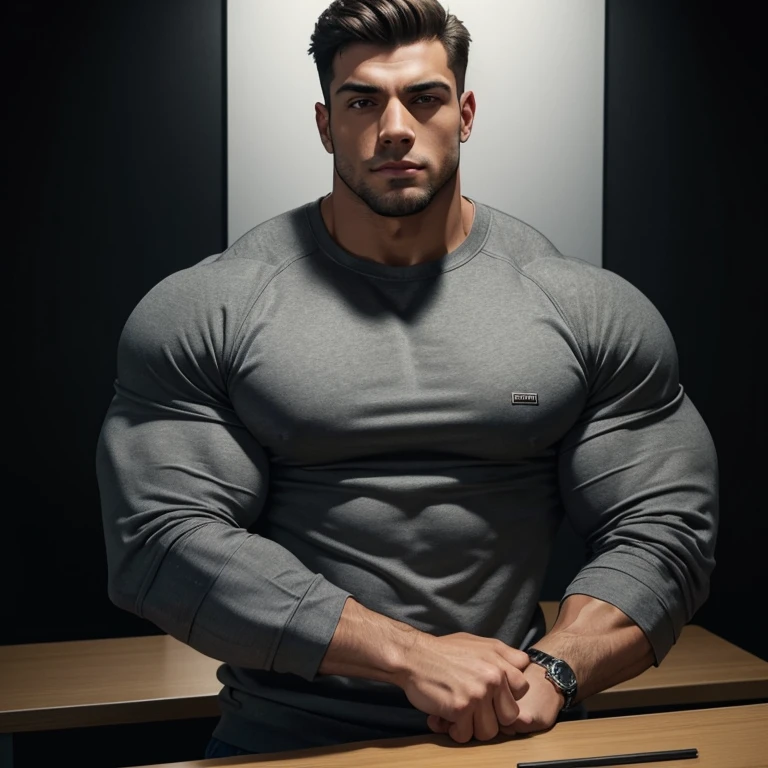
<box><xmin>526</xmin><ymin>648</ymin><xmax>578</xmax><ymax>710</ymax></box>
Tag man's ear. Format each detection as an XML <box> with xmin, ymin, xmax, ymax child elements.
<box><xmin>315</xmin><ymin>102</ymin><xmax>334</xmax><ymax>153</ymax></box>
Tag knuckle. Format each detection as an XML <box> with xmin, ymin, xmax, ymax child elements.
<box><xmin>495</xmin><ymin>640</ymin><xmax>523</xmax><ymax>660</ymax></box>
<box><xmin>508</xmin><ymin>647</ymin><xmax>527</xmax><ymax>664</ymax></box>
<box><xmin>480</xmin><ymin>667</ymin><xmax>503</xmax><ymax>689</ymax></box>
<box><xmin>507</xmin><ymin>667</ymin><xmax>526</xmax><ymax>686</ymax></box>
<box><xmin>469</xmin><ymin>684</ymin><xmax>487</xmax><ymax>703</ymax></box>
<box><xmin>455</xmin><ymin>687</ymin><xmax>484</xmax><ymax>714</ymax></box>
<box><xmin>451</xmin><ymin>696</ymin><xmax>471</xmax><ymax>715</ymax></box>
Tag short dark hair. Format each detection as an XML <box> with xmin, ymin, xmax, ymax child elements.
<box><xmin>308</xmin><ymin>0</ymin><xmax>472</xmax><ymax>110</ymax></box>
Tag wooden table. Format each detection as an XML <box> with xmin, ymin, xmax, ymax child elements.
<box><xmin>3</xmin><ymin>606</ymin><xmax>766</xmax><ymax>733</ymax></box>
<box><xmin>132</xmin><ymin>703</ymin><xmax>768</xmax><ymax>767</ymax></box>
<box><xmin>0</xmin><ymin>634</ymin><xmax>220</xmax><ymax>733</ymax></box>
<box><xmin>2</xmin><ymin>608</ymin><xmax>767</xmax><ymax>766</ymax></box>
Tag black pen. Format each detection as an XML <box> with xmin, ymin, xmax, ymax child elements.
<box><xmin>517</xmin><ymin>747</ymin><xmax>698</xmax><ymax>768</ymax></box>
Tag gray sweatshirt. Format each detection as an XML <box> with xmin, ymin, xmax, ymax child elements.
<box><xmin>95</xmin><ymin>196</ymin><xmax>718</xmax><ymax>752</ymax></box>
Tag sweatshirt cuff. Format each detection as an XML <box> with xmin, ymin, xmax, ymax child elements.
<box><xmin>562</xmin><ymin>566</ymin><xmax>677</xmax><ymax>665</ymax></box>
<box><xmin>270</xmin><ymin>575</ymin><xmax>353</xmax><ymax>681</ymax></box>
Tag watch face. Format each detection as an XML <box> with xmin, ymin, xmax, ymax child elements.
<box><xmin>550</xmin><ymin>659</ymin><xmax>577</xmax><ymax>689</ymax></box>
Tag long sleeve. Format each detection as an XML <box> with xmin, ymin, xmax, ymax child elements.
<box><xmin>536</xmin><ymin>260</ymin><xmax>718</xmax><ymax>664</ymax></box>
<box><xmin>95</xmin><ymin>260</ymin><xmax>352</xmax><ymax>679</ymax></box>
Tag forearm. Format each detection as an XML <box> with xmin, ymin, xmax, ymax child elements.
<box><xmin>318</xmin><ymin>597</ymin><xmax>421</xmax><ymax>684</ymax></box>
<box><xmin>104</xmin><ymin>513</ymin><xmax>352</xmax><ymax>679</ymax></box>
<box><xmin>532</xmin><ymin>594</ymin><xmax>654</xmax><ymax>703</ymax></box>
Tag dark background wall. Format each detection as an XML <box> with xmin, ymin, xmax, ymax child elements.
<box><xmin>5</xmin><ymin>4</ymin><xmax>226</xmax><ymax>762</ymax></box>
<box><xmin>600</xmin><ymin>0</ymin><xmax>765</xmax><ymax>661</ymax></box>
<box><xmin>5</xmin><ymin>0</ymin><xmax>226</xmax><ymax>646</ymax></box>
<box><xmin>545</xmin><ymin>0</ymin><xmax>768</xmax><ymax>659</ymax></box>
<box><xmin>539</xmin><ymin>0</ymin><xmax>766</xmax><ymax>661</ymax></box>
<box><xmin>4</xmin><ymin>1</ymin><xmax>765</xmax><ymax>766</ymax></box>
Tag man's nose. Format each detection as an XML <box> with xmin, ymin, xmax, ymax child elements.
<box><xmin>378</xmin><ymin>100</ymin><xmax>416</xmax><ymax>145</ymax></box>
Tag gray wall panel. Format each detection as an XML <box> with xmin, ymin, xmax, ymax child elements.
<box><xmin>227</xmin><ymin>0</ymin><xmax>604</xmax><ymax>265</ymax></box>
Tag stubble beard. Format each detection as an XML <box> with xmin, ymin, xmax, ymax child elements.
<box><xmin>331</xmin><ymin>129</ymin><xmax>462</xmax><ymax>218</ymax></box>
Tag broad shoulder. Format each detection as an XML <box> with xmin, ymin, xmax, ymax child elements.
<box><xmin>479</xmin><ymin>203</ymin><xmax>675</xmax><ymax>362</ymax></box>
<box><xmin>127</xmin><ymin>201</ymin><xmax>318</xmax><ymax>327</ymax></box>
<box><xmin>481</xmin><ymin>202</ymin><xmax>657</xmax><ymax>323</ymax></box>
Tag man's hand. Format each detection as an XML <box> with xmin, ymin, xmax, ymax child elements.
<box><xmin>394</xmin><ymin>631</ymin><xmax>530</xmax><ymax>744</ymax></box>
<box><xmin>497</xmin><ymin>661</ymin><xmax>564</xmax><ymax>735</ymax></box>
<box><xmin>427</xmin><ymin>660</ymin><xmax>563</xmax><ymax>740</ymax></box>
<box><xmin>318</xmin><ymin>598</ymin><xmax>530</xmax><ymax>744</ymax></box>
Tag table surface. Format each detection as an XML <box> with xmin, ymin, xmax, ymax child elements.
<box><xmin>133</xmin><ymin>703</ymin><xmax>768</xmax><ymax>768</ymax></box>
<box><xmin>2</xmin><ymin>604</ymin><xmax>767</xmax><ymax>732</ymax></box>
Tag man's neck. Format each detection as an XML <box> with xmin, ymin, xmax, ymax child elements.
<box><xmin>320</xmin><ymin>186</ymin><xmax>475</xmax><ymax>268</ymax></box>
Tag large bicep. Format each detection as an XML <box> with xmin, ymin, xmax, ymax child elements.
<box><xmin>95</xmin><ymin>270</ymin><xmax>271</xmax><ymax>594</ymax></box>
<box><xmin>559</xmin><ymin>386</ymin><xmax>717</xmax><ymax>560</ymax></box>
<box><xmin>98</xmin><ymin>385</ymin><xmax>269</xmax><ymax>532</ymax></box>
<box><xmin>557</xmin><ymin>267</ymin><xmax>715</xmax><ymax>547</ymax></box>
<box><xmin>95</xmin><ymin>272</ymin><xmax>353</xmax><ymax>671</ymax></box>
<box><xmin>553</xmin><ymin>270</ymin><xmax>717</xmax><ymax>658</ymax></box>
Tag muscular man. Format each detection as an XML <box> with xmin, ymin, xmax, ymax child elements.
<box><xmin>95</xmin><ymin>0</ymin><xmax>718</xmax><ymax>758</ymax></box>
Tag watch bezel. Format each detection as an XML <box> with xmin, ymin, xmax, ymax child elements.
<box><xmin>549</xmin><ymin>658</ymin><xmax>577</xmax><ymax>689</ymax></box>
<box><xmin>526</xmin><ymin>648</ymin><xmax>578</xmax><ymax>710</ymax></box>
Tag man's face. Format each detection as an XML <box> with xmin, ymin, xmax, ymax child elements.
<box><xmin>317</xmin><ymin>39</ymin><xmax>474</xmax><ymax>218</ymax></box>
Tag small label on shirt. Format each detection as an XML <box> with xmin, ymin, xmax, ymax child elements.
<box><xmin>511</xmin><ymin>393</ymin><xmax>539</xmax><ymax>405</ymax></box>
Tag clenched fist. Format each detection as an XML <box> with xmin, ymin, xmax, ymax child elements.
<box><xmin>393</xmin><ymin>631</ymin><xmax>530</xmax><ymax>744</ymax></box>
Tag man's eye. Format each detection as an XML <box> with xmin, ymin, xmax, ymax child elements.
<box><xmin>348</xmin><ymin>95</ymin><xmax>439</xmax><ymax>109</ymax></box>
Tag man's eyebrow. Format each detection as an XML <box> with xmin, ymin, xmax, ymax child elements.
<box><xmin>334</xmin><ymin>80</ymin><xmax>452</xmax><ymax>97</ymax></box>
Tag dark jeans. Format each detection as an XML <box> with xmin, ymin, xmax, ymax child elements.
<box><xmin>560</xmin><ymin>701</ymin><xmax>588</xmax><ymax>720</ymax></box>
<box><xmin>204</xmin><ymin>737</ymin><xmax>258</xmax><ymax>758</ymax></box>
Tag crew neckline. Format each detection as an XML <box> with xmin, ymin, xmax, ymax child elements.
<box><xmin>305</xmin><ymin>195</ymin><xmax>490</xmax><ymax>281</ymax></box>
